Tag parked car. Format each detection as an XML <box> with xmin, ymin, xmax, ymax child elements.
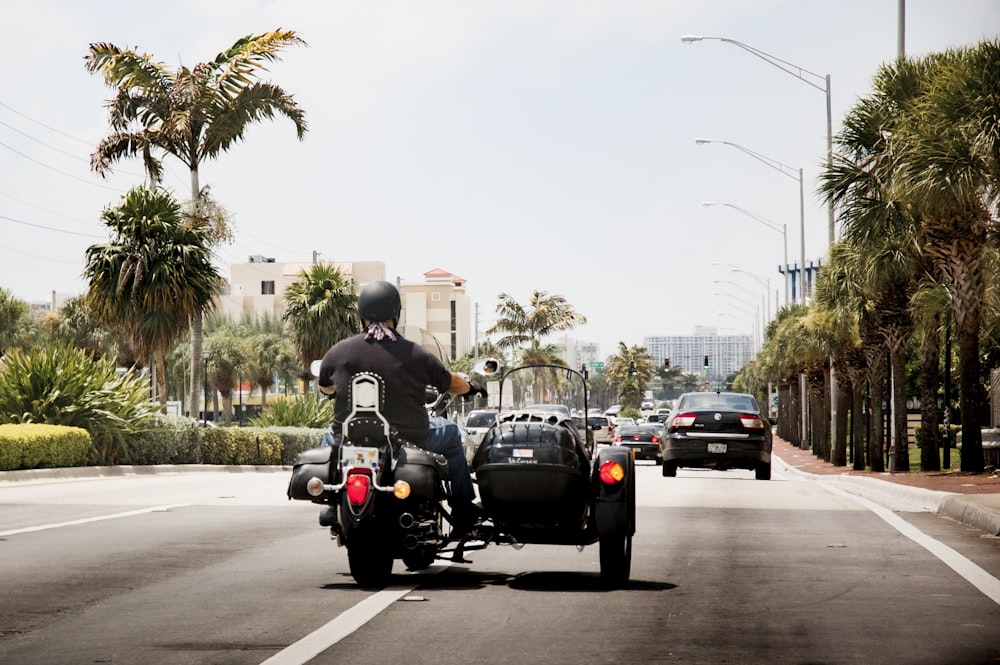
<box><xmin>661</xmin><ymin>391</ymin><xmax>772</xmax><ymax>480</ymax></box>
<box><xmin>614</xmin><ymin>424</ymin><xmax>664</xmax><ymax>463</ymax></box>
<box><xmin>462</xmin><ymin>409</ymin><xmax>498</xmax><ymax>461</ymax></box>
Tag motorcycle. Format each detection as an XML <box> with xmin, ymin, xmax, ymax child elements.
<box><xmin>287</xmin><ymin>355</ymin><xmax>635</xmax><ymax>588</ymax></box>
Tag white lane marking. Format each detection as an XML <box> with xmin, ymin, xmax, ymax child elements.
<box><xmin>0</xmin><ymin>504</ymin><xmax>190</xmax><ymax>536</ymax></box>
<box><xmin>259</xmin><ymin>563</ymin><xmax>452</xmax><ymax>665</ymax></box>
<box><xmin>820</xmin><ymin>482</ymin><xmax>1000</xmax><ymax>606</ymax></box>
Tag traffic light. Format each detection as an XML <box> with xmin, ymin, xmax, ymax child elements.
<box><xmin>628</xmin><ymin>360</ymin><xmax>637</xmax><ymax>377</ymax></box>
<box><xmin>703</xmin><ymin>355</ymin><xmax>709</xmax><ymax>370</ymax></box>
<box><xmin>662</xmin><ymin>359</ymin><xmax>670</xmax><ymax>373</ymax></box>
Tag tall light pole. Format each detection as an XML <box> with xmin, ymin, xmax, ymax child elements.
<box><xmin>202</xmin><ymin>350</ymin><xmax>211</xmax><ymax>426</ymax></box>
<box><xmin>680</xmin><ymin>34</ymin><xmax>834</xmax><ymax>246</ymax></box>
<box><xmin>703</xmin><ymin>202</ymin><xmax>789</xmax><ymax>306</ymax></box>
<box><xmin>696</xmin><ymin>139</ymin><xmax>807</xmax><ymax>305</ymax></box>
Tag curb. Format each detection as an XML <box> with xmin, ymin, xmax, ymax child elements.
<box><xmin>0</xmin><ymin>464</ymin><xmax>288</xmax><ymax>484</ymax></box>
<box><xmin>775</xmin><ymin>452</ymin><xmax>1000</xmax><ymax>536</ymax></box>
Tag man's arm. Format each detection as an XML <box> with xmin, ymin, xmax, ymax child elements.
<box><xmin>447</xmin><ymin>372</ymin><xmax>471</xmax><ymax>395</ymax></box>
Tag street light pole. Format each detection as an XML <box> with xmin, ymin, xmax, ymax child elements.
<box><xmin>681</xmin><ymin>34</ymin><xmax>834</xmax><ymax>246</ymax></box>
<box><xmin>703</xmin><ymin>202</ymin><xmax>789</xmax><ymax>306</ymax></box>
<box><xmin>696</xmin><ymin>139</ymin><xmax>807</xmax><ymax>305</ymax></box>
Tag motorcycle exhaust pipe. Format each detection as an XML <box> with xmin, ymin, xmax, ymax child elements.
<box><xmin>399</xmin><ymin>513</ymin><xmax>415</xmax><ymax>529</ymax></box>
<box><xmin>403</xmin><ymin>533</ymin><xmax>420</xmax><ymax>550</ymax></box>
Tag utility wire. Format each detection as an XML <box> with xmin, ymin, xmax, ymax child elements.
<box><xmin>0</xmin><ymin>213</ymin><xmax>105</xmax><ymax>239</ymax></box>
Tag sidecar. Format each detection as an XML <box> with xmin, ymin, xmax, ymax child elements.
<box><xmin>469</xmin><ymin>364</ymin><xmax>635</xmax><ymax>586</ymax></box>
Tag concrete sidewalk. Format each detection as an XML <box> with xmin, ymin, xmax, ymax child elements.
<box><xmin>773</xmin><ymin>439</ymin><xmax>1000</xmax><ymax>537</ymax></box>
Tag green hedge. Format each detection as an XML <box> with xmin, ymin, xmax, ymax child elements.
<box><xmin>197</xmin><ymin>427</ymin><xmax>285</xmax><ymax>465</ymax></box>
<box><xmin>130</xmin><ymin>415</ymin><xmax>202</xmax><ymax>465</ymax></box>
<box><xmin>0</xmin><ymin>423</ymin><xmax>91</xmax><ymax>471</ymax></box>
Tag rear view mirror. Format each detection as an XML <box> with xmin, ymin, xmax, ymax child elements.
<box><xmin>472</xmin><ymin>358</ymin><xmax>501</xmax><ymax>375</ymax></box>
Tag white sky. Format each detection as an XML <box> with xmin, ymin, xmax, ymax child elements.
<box><xmin>2</xmin><ymin>0</ymin><xmax>998</xmax><ymax>358</ymax></box>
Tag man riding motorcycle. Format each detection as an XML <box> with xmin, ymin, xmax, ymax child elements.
<box><xmin>316</xmin><ymin>280</ymin><xmax>486</xmax><ymax>536</ymax></box>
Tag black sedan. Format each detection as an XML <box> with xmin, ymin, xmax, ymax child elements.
<box><xmin>614</xmin><ymin>424</ymin><xmax>664</xmax><ymax>463</ymax></box>
<box><xmin>661</xmin><ymin>391</ymin><xmax>772</xmax><ymax>480</ymax></box>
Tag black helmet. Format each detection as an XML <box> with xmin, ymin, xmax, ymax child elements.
<box><xmin>358</xmin><ymin>280</ymin><xmax>401</xmax><ymax>324</ymax></box>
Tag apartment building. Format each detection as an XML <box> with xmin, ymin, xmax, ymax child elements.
<box><xmin>216</xmin><ymin>258</ymin><xmax>471</xmax><ymax>361</ymax></box>
<box><xmin>644</xmin><ymin>327</ymin><xmax>753</xmax><ymax>379</ymax></box>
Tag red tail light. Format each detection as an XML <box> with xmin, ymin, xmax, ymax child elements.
<box><xmin>614</xmin><ymin>435</ymin><xmax>622</xmax><ymax>442</ymax></box>
<box><xmin>346</xmin><ymin>471</ymin><xmax>372</xmax><ymax>505</ymax></box>
<box><xmin>599</xmin><ymin>460</ymin><xmax>625</xmax><ymax>484</ymax></box>
<box><xmin>651</xmin><ymin>436</ymin><xmax>660</xmax><ymax>444</ymax></box>
<box><xmin>672</xmin><ymin>413</ymin><xmax>697</xmax><ymax>428</ymax></box>
<box><xmin>739</xmin><ymin>414</ymin><xmax>765</xmax><ymax>429</ymax></box>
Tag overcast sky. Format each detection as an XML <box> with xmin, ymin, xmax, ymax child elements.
<box><xmin>2</xmin><ymin>0</ymin><xmax>998</xmax><ymax>357</ymax></box>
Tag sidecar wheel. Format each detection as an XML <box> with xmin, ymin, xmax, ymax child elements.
<box><xmin>599</xmin><ymin>533</ymin><xmax>632</xmax><ymax>588</ymax></box>
<box><xmin>346</xmin><ymin>532</ymin><xmax>393</xmax><ymax>588</ymax></box>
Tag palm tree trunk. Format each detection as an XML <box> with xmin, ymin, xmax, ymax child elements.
<box><xmin>919</xmin><ymin>318</ymin><xmax>942</xmax><ymax>472</ymax></box>
<box><xmin>188</xmin><ymin>167</ymin><xmax>203</xmax><ymax>420</ymax></box>
<box><xmin>867</xmin><ymin>357</ymin><xmax>886</xmax><ymax>473</ymax></box>
<box><xmin>957</xmin><ymin>325</ymin><xmax>985</xmax><ymax>472</ymax></box>
<box><xmin>832</xmin><ymin>369</ymin><xmax>850</xmax><ymax>467</ymax></box>
<box><xmin>808</xmin><ymin>366</ymin><xmax>829</xmax><ymax>461</ymax></box>
<box><xmin>851</xmin><ymin>375</ymin><xmax>866</xmax><ymax>470</ymax></box>
<box><xmin>889</xmin><ymin>340</ymin><xmax>910</xmax><ymax>472</ymax></box>
<box><xmin>154</xmin><ymin>349</ymin><xmax>168</xmax><ymax>412</ymax></box>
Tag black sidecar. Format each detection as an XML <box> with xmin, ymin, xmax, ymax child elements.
<box><xmin>470</xmin><ymin>364</ymin><xmax>635</xmax><ymax>586</ymax></box>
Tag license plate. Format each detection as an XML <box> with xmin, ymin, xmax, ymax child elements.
<box><xmin>512</xmin><ymin>448</ymin><xmax>534</xmax><ymax>458</ymax></box>
<box><xmin>341</xmin><ymin>446</ymin><xmax>379</xmax><ymax>469</ymax></box>
<box><xmin>707</xmin><ymin>443</ymin><xmax>727</xmax><ymax>454</ymax></box>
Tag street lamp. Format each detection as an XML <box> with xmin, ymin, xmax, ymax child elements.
<box><xmin>681</xmin><ymin>34</ymin><xmax>833</xmax><ymax>245</ymax></box>
<box><xmin>697</xmin><ymin>139</ymin><xmax>807</xmax><ymax>305</ymax></box>
<box><xmin>703</xmin><ymin>202</ymin><xmax>789</xmax><ymax>306</ymax></box>
<box><xmin>201</xmin><ymin>350</ymin><xmax>211</xmax><ymax>427</ymax></box>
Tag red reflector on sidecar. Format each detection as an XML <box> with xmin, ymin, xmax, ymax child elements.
<box><xmin>599</xmin><ymin>461</ymin><xmax>625</xmax><ymax>484</ymax></box>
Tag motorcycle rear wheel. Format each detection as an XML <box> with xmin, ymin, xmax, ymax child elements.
<box><xmin>346</xmin><ymin>530</ymin><xmax>394</xmax><ymax>588</ymax></box>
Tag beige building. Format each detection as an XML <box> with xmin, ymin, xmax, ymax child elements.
<box><xmin>398</xmin><ymin>268</ymin><xmax>471</xmax><ymax>361</ymax></box>
<box><xmin>216</xmin><ymin>256</ymin><xmax>386</xmax><ymax>322</ymax></box>
<box><xmin>216</xmin><ymin>259</ymin><xmax>471</xmax><ymax>361</ymax></box>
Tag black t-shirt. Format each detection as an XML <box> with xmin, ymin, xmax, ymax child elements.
<box><xmin>317</xmin><ymin>333</ymin><xmax>453</xmax><ymax>444</ymax></box>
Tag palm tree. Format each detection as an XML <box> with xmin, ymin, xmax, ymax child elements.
<box><xmin>487</xmin><ymin>291</ymin><xmax>586</xmax><ymax>363</ymax></box>
<box><xmin>0</xmin><ymin>288</ymin><xmax>34</xmax><ymax>356</ymax></box>
<box><xmin>887</xmin><ymin>43</ymin><xmax>1000</xmax><ymax>472</ymax></box>
<box><xmin>282</xmin><ymin>264</ymin><xmax>359</xmax><ymax>393</ymax></box>
<box><xmin>84</xmin><ymin>186</ymin><xmax>222</xmax><ymax>409</ymax></box>
<box><xmin>604</xmin><ymin>343</ymin><xmax>655</xmax><ymax>411</ymax></box>
<box><xmin>86</xmin><ymin>29</ymin><xmax>308</xmax><ymax>424</ymax></box>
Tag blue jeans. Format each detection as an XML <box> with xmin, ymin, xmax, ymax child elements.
<box><xmin>320</xmin><ymin>417</ymin><xmax>474</xmax><ymax>506</ymax></box>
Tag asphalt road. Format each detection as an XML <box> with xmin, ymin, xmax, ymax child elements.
<box><xmin>2</xmin><ymin>464</ymin><xmax>999</xmax><ymax>665</ymax></box>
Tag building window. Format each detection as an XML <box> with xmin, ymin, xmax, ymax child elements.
<box><xmin>261</xmin><ymin>281</ymin><xmax>275</xmax><ymax>295</ymax></box>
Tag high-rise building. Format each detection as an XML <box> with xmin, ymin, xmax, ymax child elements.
<box><xmin>644</xmin><ymin>328</ymin><xmax>753</xmax><ymax>379</ymax></box>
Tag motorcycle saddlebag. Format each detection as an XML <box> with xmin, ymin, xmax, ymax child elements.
<box><xmin>287</xmin><ymin>446</ymin><xmax>333</xmax><ymax>501</ymax></box>
<box><xmin>394</xmin><ymin>445</ymin><xmax>449</xmax><ymax>501</ymax></box>
<box><xmin>473</xmin><ymin>421</ymin><xmax>589</xmax><ymax>527</ymax></box>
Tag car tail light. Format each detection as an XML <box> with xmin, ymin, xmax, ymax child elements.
<box><xmin>614</xmin><ymin>435</ymin><xmax>622</xmax><ymax>442</ymax></box>
<box><xmin>346</xmin><ymin>471</ymin><xmax>371</xmax><ymax>505</ymax></box>
<box><xmin>651</xmin><ymin>435</ymin><xmax>660</xmax><ymax>444</ymax></box>
<box><xmin>739</xmin><ymin>414</ymin><xmax>766</xmax><ymax>429</ymax></box>
<box><xmin>599</xmin><ymin>460</ymin><xmax>625</xmax><ymax>484</ymax></box>
<box><xmin>607</xmin><ymin>426</ymin><xmax>614</xmax><ymax>435</ymax></box>
<box><xmin>672</xmin><ymin>413</ymin><xmax>697</xmax><ymax>428</ymax></box>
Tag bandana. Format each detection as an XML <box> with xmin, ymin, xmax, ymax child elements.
<box><xmin>364</xmin><ymin>322</ymin><xmax>397</xmax><ymax>341</ymax></box>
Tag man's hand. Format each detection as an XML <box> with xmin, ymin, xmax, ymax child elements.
<box><xmin>465</xmin><ymin>380</ymin><xmax>488</xmax><ymax>398</ymax></box>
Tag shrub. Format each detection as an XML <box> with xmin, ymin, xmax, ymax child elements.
<box><xmin>0</xmin><ymin>423</ymin><xmax>90</xmax><ymax>471</ymax></box>
<box><xmin>130</xmin><ymin>415</ymin><xmax>201</xmax><ymax>465</ymax></box>
<box><xmin>262</xmin><ymin>426</ymin><xmax>328</xmax><ymax>463</ymax></box>
<box><xmin>249</xmin><ymin>395</ymin><xmax>333</xmax><ymax>428</ymax></box>
<box><xmin>198</xmin><ymin>426</ymin><xmax>284</xmax><ymax>465</ymax></box>
<box><xmin>0</xmin><ymin>343</ymin><xmax>159</xmax><ymax>464</ymax></box>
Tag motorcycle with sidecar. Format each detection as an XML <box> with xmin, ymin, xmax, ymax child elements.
<box><xmin>287</xmin><ymin>356</ymin><xmax>635</xmax><ymax>588</ymax></box>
